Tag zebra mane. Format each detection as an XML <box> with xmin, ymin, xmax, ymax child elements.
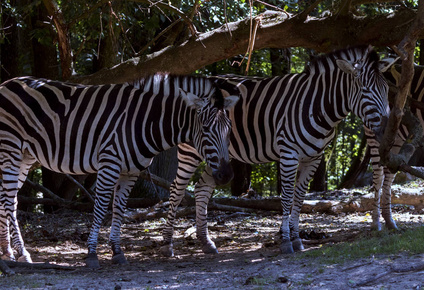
<box><xmin>306</xmin><ymin>45</ymin><xmax>380</xmax><ymax>74</ymax></box>
<box><xmin>128</xmin><ymin>74</ymin><xmax>226</xmax><ymax>108</ymax></box>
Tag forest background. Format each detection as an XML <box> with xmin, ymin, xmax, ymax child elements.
<box><xmin>1</xmin><ymin>0</ymin><xmax>424</xmax><ymax>212</ymax></box>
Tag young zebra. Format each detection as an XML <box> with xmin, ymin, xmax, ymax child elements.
<box><xmin>160</xmin><ymin>46</ymin><xmax>391</xmax><ymax>257</ymax></box>
<box><xmin>366</xmin><ymin>63</ymin><xmax>424</xmax><ymax>231</ymax></box>
<box><xmin>0</xmin><ymin>74</ymin><xmax>239</xmax><ymax>268</ymax></box>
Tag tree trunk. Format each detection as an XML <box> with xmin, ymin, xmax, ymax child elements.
<box><xmin>338</xmin><ymin>134</ymin><xmax>368</xmax><ymax>189</ymax></box>
<box><xmin>31</xmin><ymin>3</ymin><xmax>59</xmax><ymax>79</ymax></box>
<box><xmin>131</xmin><ymin>147</ymin><xmax>179</xmax><ymax>202</ymax></box>
<box><xmin>94</xmin><ymin>4</ymin><xmax>120</xmax><ymax>71</ymax></box>
<box><xmin>230</xmin><ymin>160</ymin><xmax>252</xmax><ymax>197</ymax></box>
<box><xmin>309</xmin><ymin>155</ymin><xmax>327</xmax><ymax>192</ymax></box>
<box><xmin>42</xmin><ymin>0</ymin><xmax>72</xmax><ymax>80</ymax></box>
<box><xmin>0</xmin><ymin>0</ymin><xmax>20</xmax><ymax>82</ymax></box>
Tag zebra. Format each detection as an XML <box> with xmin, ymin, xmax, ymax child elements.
<box><xmin>0</xmin><ymin>74</ymin><xmax>239</xmax><ymax>268</ymax></box>
<box><xmin>366</xmin><ymin>63</ymin><xmax>424</xmax><ymax>231</ymax></box>
<box><xmin>159</xmin><ymin>46</ymin><xmax>391</xmax><ymax>257</ymax></box>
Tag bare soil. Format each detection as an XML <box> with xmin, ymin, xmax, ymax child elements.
<box><xmin>1</xmin><ymin>200</ymin><xmax>424</xmax><ymax>289</ymax></box>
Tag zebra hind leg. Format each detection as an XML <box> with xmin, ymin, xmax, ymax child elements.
<box><xmin>0</xmin><ymin>154</ymin><xmax>34</xmax><ymax>263</ymax></box>
<box><xmin>381</xmin><ymin>169</ymin><xmax>398</xmax><ymax>230</ymax></box>
<box><xmin>85</xmin><ymin>165</ymin><xmax>121</xmax><ymax>268</ymax></box>
<box><xmin>0</xmin><ymin>205</ymin><xmax>15</xmax><ymax>261</ymax></box>
<box><xmin>288</xmin><ymin>159</ymin><xmax>321</xmax><ymax>252</ymax></box>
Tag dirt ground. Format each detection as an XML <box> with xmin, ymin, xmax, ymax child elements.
<box><xmin>1</xmin><ymin>195</ymin><xmax>424</xmax><ymax>289</ymax></box>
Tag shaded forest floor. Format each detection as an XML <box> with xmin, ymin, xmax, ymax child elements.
<box><xmin>1</xmin><ymin>187</ymin><xmax>424</xmax><ymax>289</ymax></box>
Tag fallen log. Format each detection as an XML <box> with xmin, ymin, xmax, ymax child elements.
<box><xmin>212</xmin><ymin>189</ymin><xmax>424</xmax><ymax>215</ymax></box>
<box><xmin>17</xmin><ymin>186</ymin><xmax>424</xmax><ymax>215</ymax></box>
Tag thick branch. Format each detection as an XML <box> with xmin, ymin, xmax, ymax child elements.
<box><xmin>73</xmin><ymin>8</ymin><xmax>422</xmax><ymax>85</ymax></box>
<box><xmin>379</xmin><ymin>0</ymin><xmax>424</xmax><ymax>173</ymax></box>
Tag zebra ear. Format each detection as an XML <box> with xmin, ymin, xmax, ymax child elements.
<box><xmin>180</xmin><ymin>89</ymin><xmax>208</xmax><ymax>110</ymax></box>
<box><xmin>336</xmin><ymin>59</ymin><xmax>360</xmax><ymax>77</ymax></box>
<box><xmin>223</xmin><ymin>95</ymin><xmax>239</xmax><ymax>110</ymax></box>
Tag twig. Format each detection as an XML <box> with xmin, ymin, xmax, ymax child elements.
<box><xmin>136</xmin><ymin>19</ymin><xmax>182</xmax><ymax>56</ymax></box>
<box><xmin>139</xmin><ymin>0</ymin><xmax>198</xmax><ymax>37</ymax></box>
<box><xmin>297</xmin><ymin>0</ymin><xmax>325</xmax><ymax>21</ymax></box>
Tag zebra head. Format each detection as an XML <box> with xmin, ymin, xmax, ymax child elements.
<box><xmin>180</xmin><ymin>87</ymin><xmax>239</xmax><ymax>185</ymax></box>
<box><xmin>336</xmin><ymin>46</ymin><xmax>390</xmax><ymax>139</ymax></box>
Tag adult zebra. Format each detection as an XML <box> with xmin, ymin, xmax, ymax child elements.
<box><xmin>366</xmin><ymin>63</ymin><xmax>424</xmax><ymax>231</ymax></box>
<box><xmin>160</xmin><ymin>46</ymin><xmax>390</xmax><ymax>257</ymax></box>
<box><xmin>0</xmin><ymin>74</ymin><xmax>239</xmax><ymax>268</ymax></box>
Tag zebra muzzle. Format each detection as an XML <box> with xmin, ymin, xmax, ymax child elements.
<box><xmin>212</xmin><ymin>159</ymin><xmax>234</xmax><ymax>185</ymax></box>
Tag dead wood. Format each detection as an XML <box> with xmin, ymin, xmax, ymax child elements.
<box><xmin>4</xmin><ymin>260</ymin><xmax>76</xmax><ymax>271</ymax></box>
<box><xmin>212</xmin><ymin>190</ymin><xmax>424</xmax><ymax>214</ymax></box>
<box><xmin>0</xmin><ymin>259</ymin><xmax>15</xmax><ymax>276</ymax></box>
<box><xmin>349</xmin><ymin>260</ymin><xmax>424</xmax><ymax>287</ymax></box>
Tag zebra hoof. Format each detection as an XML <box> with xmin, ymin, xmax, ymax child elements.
<box><xmin>385</xmin><ymin>219</ymin><xmax>398</xmax><ymax>231</ymax></box>
<box><xmin>112</xmin><ymin>253</ymin><xmax>128</xmax><ymax>265</ymax></box>
<box><xmin>159</xmin><ymin>245</ymin><xmax>174</xmax><ymax>257</ymax></box>
<box><xmin>1</xmin><ymin>253</ymin><xmax>15</xmax><ymax>261</ymax></box>
<box><xmin>291</xmin><ymin>238</ymin><xmax>304</xmax><ymax>252</ymax></box>
<box><xmin>280</xmin><ymin>241</ymin><xmax>294</xmax><ymax>254</ymax></box>
<box><xmin>202</xmin><ymin>243</ymin><xmax>218</xmax><ymax>254</ymax></box>
<box><xmin>85</xmin><ymin>253</ymin><xmax>100</xmax><ymax>269</ymax></box>
<box><xmin>17</xmin><ymin>252</ymin><xmax>32</xmax><ymax>263</ymax></box>
<box><xmin>370</xmin><ymin>222</ymin><xmax>382</xmax><ymax>231</ymax></box>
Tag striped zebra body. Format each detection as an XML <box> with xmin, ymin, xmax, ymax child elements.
<box><xmin>160</xmin><ymin>46</ymin><xmax>390</xmax><ymax>257</ymax></box>
<box><xmin>366</xmin><ymin>64</ymin><xmax>424</xmax><ymax>231</ymax></box>
<box><xmin>0</xmin><ymin>75</ymin><xmax>238</xmax><ymax>268</ymax></box>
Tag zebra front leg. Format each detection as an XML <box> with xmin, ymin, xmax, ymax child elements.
<box><xmin>109</xmin><ymin>175</ymin><xmax>138</xmax><ymax>265</ymax></box>
<box><xmin>278</xmin><ymin>158</ymin><xmax>298</xmax><ymax>254</ymax></box>
<box><xmin>381</xmin><ymin>169</ymin><xmax>398</xmax><ymax>230</ymax></box>
<box><xmin>161</xmin><ymin>143</ymin><xmax>202</xmax><ymax>257</ymax></box>
<box><xmin>86</xmin><ymin>167</ymin><xmax>119</xmax><ymax>268</ymax></box>
<box><xmin>194</xmin><ymin>166</ymin><xmax>218</xmax><ymax>254</ymax></box>
<box><xmin>289</xmin><ymin>158</ymin><xmax>321</xmax><ymax>252</ymax></box>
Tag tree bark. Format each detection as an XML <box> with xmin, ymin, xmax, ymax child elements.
<box><xmin>1</xmin><ymin>0</ymin><xmax>21</xmax><ymax>82</ymax></box>
<box><xmin>230</xmin><ymin>160</ymin><xmax>252</xmax><ymax>197</ymax></box>
<box><xmin>379</xmin><ymin>0</ymin><xmax>424</xmax><ymax>175</ymax></box>
<box><xmin>73</xmin><ymin>8</ymin><xmax>423</xmax><ymax>85</ymax></box>
<box><xmin>42</xmin><ymin>0</ymin><xmax>72</xmax><ymax>80</ymax></box>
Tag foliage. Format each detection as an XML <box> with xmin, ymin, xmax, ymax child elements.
<box><xmin>298</xmin><ymin>225</ymin><xmax>424</xmax><ymax>264</ymax></box>
<box><xmin>327</xmin><ymin>115</ymin><xmax>365</xmax><ymax>190</ymax></box>
<box><xmin>1</xmin><ymin>0</ymin><xmax>422</xmax><ymax>201</ymax></box>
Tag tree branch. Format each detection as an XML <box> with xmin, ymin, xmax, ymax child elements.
<box><xmin>72</xmin><ymin>7</ymin><xmax>422</xmax><ymax>85</ymax></box>
<box><xmin>379</xmin><ymin>0</ymin><xmax>424</xmax><ymax>174</ymax></box>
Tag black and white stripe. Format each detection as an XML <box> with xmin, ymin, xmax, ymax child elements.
<box><xmin>365</xmin><ymin>63</ymin><xmax>424</xmax><ymax>231</ymax></box>
<box><xmin>160</xmin><ymin>46</ymin><xmax>390</xmax><ymax>257</ymax></box>
<box><xmin>0</xmin><ymin>74</ymin><xmax>239</xmax><ymax>268</ymax></box>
